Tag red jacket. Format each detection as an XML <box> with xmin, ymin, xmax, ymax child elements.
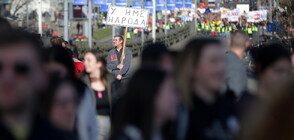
<box><xmin>72</xmin><ymin>56</ymin><xmax>84</xmax><ymax>77</ymax></box>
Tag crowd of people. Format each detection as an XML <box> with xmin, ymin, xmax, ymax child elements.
<box><xmin>196</xmin><ymin>19</ymin><xmax>260</xmax><ymax>38</ymax></box>
<box><xmin>1</xmin><ymin>15</ymin><xmax>294</xmax><ymax>140</ymax></box>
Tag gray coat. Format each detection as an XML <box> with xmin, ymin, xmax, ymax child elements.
<box><xmin>223</xmin><ymin>51</ymin><xmax>248</xmax><ymax>98</ymax></box>
<box><xmin>77</xmin><ymin>87</ymin><xmax>98</xmax><ymax>140</ymax></box>
<box><xmin>107</xmin><ymin>47</ymin><xmax>132</xmax><ymax>79</ymax></box>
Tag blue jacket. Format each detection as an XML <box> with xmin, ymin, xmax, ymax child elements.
<box><xmin>107</xmin><ymin>47</ymin><xmax>132</xmax><ymax>79</ymax></box>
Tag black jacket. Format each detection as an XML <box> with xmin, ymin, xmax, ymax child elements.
<box><xmin>0</xmin><ymin>115</ymin><xmax>70</xmax><ymax>140</ymax></box>
<box><xmin>177</xmin><ymin>92</ymin><xmax>238</xmax><ymax>140</ymax></box>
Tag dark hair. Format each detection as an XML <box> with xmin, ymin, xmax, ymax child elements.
<box><xmin>39</xmin><ymin>77</ymin><xmax>85</xmax><ymax>118</ymax></box>
<box><xmin>142</xmin><ymin>43</ymin><xmax>170</xmax><ymax>66</ymax></box>
<box><xmin>50</xmin><ymin>36</ymin><xmax>64</xmax><ymax>47</ymax></box>
<box><xmin>111</xmin><ymin>68</ymin><xmax>168</xmax><ymax>140</ymax></box>
<box><xmin>0</xmin><ymin>29</ymin><xmax>44</xmax><ymax>63</ymax></box>
<box><xmin>64</xmin><ymin>41</ymin><xmax>69</xmax><ymax>45</ymax></box>
<box><xmin>0</xmin><ymin>17</ymin><xmax>12</xmax><ymax>32</ymax></box>
<box><xmin>241</xmin><ymin>79</ymin><xmax>294</xmax><ymax>140</ymax></box>
<box><xmin>252</xmin><ymin>43</ymin><xmax>291</xmax><ymax>78</ymax></box>
<box><xmin>231</xmin><ymin>30</ymin><xmax>249</xmax><ymax>48</ymax></box>
<box><xmin>175</xmin><ymin>38</ymin><xmax>222</xmax><ymax>107</ymax></box>
<box><xmin>114</xmin><ymin>35</ymin><xmax>124</xmax><ymax>44</ymax></box>
<box><xmin>44</xmin><ymin>47</ymin><xmax>75</xmax><ymax>78</ymax></box>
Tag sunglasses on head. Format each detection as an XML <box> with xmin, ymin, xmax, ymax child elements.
<box><xmin>0</xmin><ymin>62</ymin><xmax>30</xmax><ymax>76</ymax></box>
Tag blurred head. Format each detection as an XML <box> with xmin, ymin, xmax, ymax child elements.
<box><xmin>229</xmin><ymin>30</ymin><xmax>249</xmax><ymax>50</ymax></box>
<box><xmin>176</xmin><ymin>38</ymin><xmax>224</xmax><ymax>106</ymax></box>
<box><xmin>84</xmin><ymin>50</ymin><xmax>107</xmax><ymax>75</ymax></box>
<box><xmin>0</xmin><ymin>29</ymin><xmax>45</xmax><ymax>113</ymax></box>
<box><xmin>62</xmin><ymin>41</ymin><xmax>70</xmax><ymax>48</ymax></box>
<box><xmin>242</xmin><ymin>79</ymin><xmax>294</xmax><ymax>140</ymax></box>
<box><xmin>50</xmin><ymin>37</ymin><xmax>64</xmax><ymax>47</ymax></box>
<box><xmin>291</xmin><ymin>54</ymin><xmax>294</xmax><ymax>74</ymax></box>
<box><xmin>142</xmin><ymin>43</ymin><xmax>174</xmax><ymax>72</ymax></box>
<box><xmin>253</xmin><ymin>44</ymin><xmax>291</xmax><ymax>99</ymax></box>
<box><xmin>44</xmin><ymin>47</ymin><xmax>75</xmax><ymax>78</ymax></box>
<box><xmin>41</xmin><ymin>77</ymin><xmax>84</xmax><ymax>131</ymax></box>
<box><xmin>0</xmin><ymin>17</ymin><xmax>12</xmax><ymax>32</ymax></box>
<box><xmin>113</xmin><ymin>35</ymin><xmax>123</xmax><ymax>47</ymax></box>
<box><xmin>112</xmin><ymin>68</ymin><xmax>178</xmax><ymax>140</ymax></box>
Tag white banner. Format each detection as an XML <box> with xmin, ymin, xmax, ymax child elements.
<box><xmin>106</xmin><ymin>6</ymin><xmax>149</xmax><ymax>28</ymax></box>
<box><xmin>221</xmin><ymin>8</ymin><xmax>240</xmax><ymax>22</ymax></box>
<box><xmin>247</xmin><ymin>10</ymin><xmax>267</xmax><ymax>23</ymax></box>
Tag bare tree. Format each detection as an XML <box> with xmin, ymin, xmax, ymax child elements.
<box><xmin>274</xmin><ymin>0</ymin><xmax>294</xmax><ymax>48</ymax></box>
<box><xmin>9</xmin><ymin>0</ymin><xmax>33</xmax><ymax>16</ymax></box>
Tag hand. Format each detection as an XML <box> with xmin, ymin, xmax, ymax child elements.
<box><xmin>116</xmin><ymin>74</ymin><xmax>122</xmax><ymax>80</ymax></box>
<box><xmin>117</xmin><ymin>64</ymin><xmax>124</xmax><ymax>70</ymax></box>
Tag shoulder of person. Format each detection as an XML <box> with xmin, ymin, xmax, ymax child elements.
<box><xmin>80</xmin><ymin>75</ymin><xmax>90</xmax><ymax>85</ymax></box>
<box><xmin>109</xmin><ymin>48</ymin><xmax>116</xmax><ymax>53</ymax></box>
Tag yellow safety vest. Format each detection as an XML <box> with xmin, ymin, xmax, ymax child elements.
<box><xmin>196</xmin><ymin>23</ymin><xmax>201</xmax><ymax>31</ymax></box>
<box><xmin>211</xmin><ymin>26</ymin><xmax>216</xmax><ymax>32</ymax></box>
<box><xmin>127</xmin><ymin>32</ymin><xmax>131</xmax><ymax>39</ymax></box>
<box><xmin>133</xmin><ymin>29</ymin><xmax>138</xmax><ymax>34</ymax></box>
<box><xmin>217</xmin><ymin>27</ymin><xmax>221</xmax><ymax>32</ymax></box>
<box><xmin>248</xmin><ymin>28</ymin><xmax>252</xmax><ymax>34</ymax></box>
<box><xmin>229</xmin><ymin>26</ymin><xmax>232</xmax><ymax>31</ymax></box>
<box><xmin>222</xmin><ymin>27</ymin><xmax>225</xmax><ymax>32</ymax></box>
<box><xmin>205</xmin><ymin>24</ymin><xmax>209</xmax><ymax>31</ymax></box>
<box><xmin>166</xmin><ymin>25</ymin><xmax>170</xmax><ymax>30</ymax></box>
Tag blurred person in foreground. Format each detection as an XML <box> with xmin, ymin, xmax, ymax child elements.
<box><xmin>50</xmin><ymin>36</ymin><xmax>64</xmax><ymax>47</ymax></box>
<box><xmin>50</xmin><ymin>37</ymin><xmax>84</xmax><ymax>76</ymax></box>
<box><xmin>80</xmin><ymin>50</ymin><xmax>117</xmax><ymax>140</ymax></box>
<box><xmin>250</xmin><ymin>44</ymin><xmax>291</xmax><ymax>101</ymax></box>
<box><xmin>240</xmin><ymin>79</ymin><xmax>294</xmax><ymax>140</ymax></box>
<box><xmin>237</xmin><ymin>44</ymin><xmax>292</xmax><ymax>118</ymax></box>
<box><xmin>141</xmin><ymin>43</ymin><xmax>175</xmax><ymax>73</ymax></box>
<box><xmin>176</xmin><ymin>38</ymin><xmax>238</xmax><ymax>140</ymax></box>
<box><xmin>110</xmin><ymin>68</ymin><xmax>178</xmax><ymax>140</ymax></box>
<box><xmin>44</xmin><ymin>47</ymin><xmax>98</xmax><ymax>140</ymax></box>
<box><xmin>40</xmin><ymin>77</ymin><xmax>85</xmax><ymax>140</ymax></box>
<box><xmin>0</xmin><ymin>17</ymin><xmax>12</xmax><ymax>32</ymax></box>
<box><xmin>0</xmin><ymin>29</ymin><xmax>65</xmax><ymax>140</ymax></box>
<box><xmin>223</xmin><ymin>31</ymin><xmax>250</xmax><ymax>99</ymax></box>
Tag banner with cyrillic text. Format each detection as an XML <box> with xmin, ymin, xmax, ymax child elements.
<box><xmin>106</xmin><ymin>6</ymin><xmax>149</xmax><ymax>28</ymax></box>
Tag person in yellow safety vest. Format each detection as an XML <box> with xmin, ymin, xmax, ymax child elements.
<box><xmin>217</xmin><ymin>26</ymin><xmax>221</xmax><ymax>33</ymax></box>
<box><xmin>211</xmin><ymin>26</ymin><xmax>216</xmax><ymax>32</ymax></box>
<box><xmin>247</xmin><ymin>26</ymin><xmax>253</xmax><ymax>38</ymax></box>
<box><xmin>217</xmin><ymin>20</ymin><xmax>222</xmax><ymax>26</ymax></box>
<box><xmin>133</xmin><ymin>28</ymin><xmax>138</xmax><ymax>38</ymax></box>
<box><xmin>229</xmin><ymin>25</ymin><xmax>232</xmax><ymax>32</ymax></box>
<box><xmin>197</xmin><ymin>23</ymin><xmax>201</xmax><ymax>32</ymax></box>
<box><xmin>202</xmin><ymin>23</ymin><xmax>205</xmax><ymax>30</ymax></box>
<box><xmin>168</xmin><ymin>23</ymin><xmax>172</xmax><ymax>29</ymax></box>
<box><xmin>205</xmin><ymin>23</ymin><xmax>210</xmax><ymax>31</ymax></box>
<box><xmin>126</xmin><ymin>32</ymin><xmax>131</xmax><ymax>39</ymax></box>
<box><xmin>222</xmin><ymin>26</ymin><xmax>226</xmax><ymax>33</ymax></box>
<box><xmin>166</xmin><ymin>24</ymin><xmax>170</xmax><ymax>31</ymax></box>
<box><xmin>221</xmin><ymin>26</ymin><xmax>226</xmax><ymax>37</ymax></box>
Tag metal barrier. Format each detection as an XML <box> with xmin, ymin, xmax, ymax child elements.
<box><xmin>73</xmin><ymin>23</ymin><xmax>192</xmax><ymax>60</ymax></box>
